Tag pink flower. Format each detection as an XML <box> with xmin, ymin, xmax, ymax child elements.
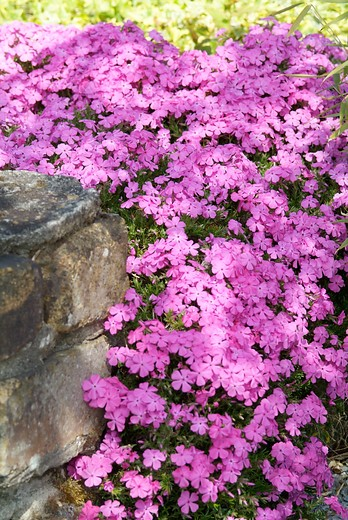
<box><xmin>143</xmin><ymin>449</ymin><xmax>166</xmax><ymax>470</ymax></box>
<box><xmin>100</xmin><ymin>500</ymin><xmax>127</xmax><ymax>520</ymax></box>
<box><xmin>199</xmin><ymin>479</ymin><xmax>218</xmax><ymax>503</ymax></box>
<box><xmin>126</xmin><ymin>353</ymin><xmax>155</xmax><ymax>377</ymax></box>
<box><xmin>100</xmin><ymin>500</ymin><xmax>127</xmax><ymax>518</ymax></box>
<box><xmin>190</xmin><ymin>415</ymin><xmax>209</xmax><ymax>435</ymax></box>
<box><xmin>255</xmin><ymin>507</ymin><xmax>282</xmax><ymax>519</ymax></box>
<box><xmin>177</xmin><ymin>491</ymin><xmax>199</xmax><ymax>515</ymax></box>
<box><xmin>134</xmin><ymin>499</ymin><xmax>159</xmax><ymax>520</ymax></box>
<box><xmin>324</xmin><ymin>496</ymin><xmax>348</xmax><ymax>519</ymax></box>
<box><xmin>103</xmin><ymin>480</ymin><xmax>114</xmax><ymax>492</ymax></box>
<box><xmin>171</xmin><ymin>446</ymin><xmax>194</xmax><ymax>467</ymax></box>
<box><xmin>171</xmin><ymin>369</ymin><xmax>195</xmax><ymax>392</ymax></box>
<box><xmin>122</xmin><ymin>473</ymin><xmax>155</xmax><ymax>498</ymax></box>
<box><xmin>79</xmin><ymin>501</ymin><xmax>100</xmax><ymax>520</ymax></box>
<box><xmin>82</xmin><ymin>374</ymin><xmax>108</xmax><ymax>407</ymax></box>
<box><xmin>79</xmin><ymin>454</ymin><xmax>113</xmax><ymax>487</ymax></box>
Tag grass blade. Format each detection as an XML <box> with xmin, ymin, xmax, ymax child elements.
<box><xmin>271</xmin><ymin>2</ymin><xmax>304</xmax><ymax>16</ymax></box>
<box><xmin>330</xmin><ymin>121</ymin><xmax>348</xmax><ymax>140</ymax></box>
<box><xmin>284</xmin><ymin>73</ymin><xmax>318</xmax><ymax>77</ymax></box>
<box><xmin>325</xmin><ymin>59</ymin><xmax>348</xmax><ymax>80</ymax></box>
<box><xmin>340</xmin><ymin>98</ymin><xmax>348</xmax><ymax>124</ymax></box>
<box><xmin>321</xmin><ymin>11</ymin><xmax>348</xmax><ymax>30</ymax></box>
<box><xmin>288</xmin><ymin>5</ymin><xmax>313</xmax><ymax>35</ymax></box>
<box><xmin>336</xmin><ymin>238</ymin><xmax>348</xmax><ymax>252</ymax></box>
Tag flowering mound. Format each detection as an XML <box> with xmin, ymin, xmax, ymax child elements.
<box><xmin>0</xmin><ymin>19</ymin><xmax>347</xmax><ymax>520</ymax></box>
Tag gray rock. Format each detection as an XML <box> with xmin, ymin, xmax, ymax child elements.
<box><xmin>0</xmin><ymin>324</ymin><xmax>57</xmax><ymax>380</ymax></box>
<box><xmin>0</xmin><ymin>471</ymin><xmax>81</xmax><ymax>520</ymax></box>
<box><xmin>0</xmin><ymin>255</ymin><xmax>43</xmax><ymax>361</ymax></box>
<box><xmin>0</xmin><ymin>170</ymin><xmax>100</xmax><ymax>255</ymax></box>
<box><xmin>0</xmin><ymin>335</ymin><xmax>110</xmax><ymax>488</ymax></box>
<box><xmin>35</xmin><ymin>213</ymin><xmax>129</xmax><ymax>333</ymax></box>
<box><xmin>0</xmin><ymin>323</ymin><xmax>109</xmax><ymax>381</ymax></box>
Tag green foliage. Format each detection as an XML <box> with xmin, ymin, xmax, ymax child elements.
<box><xmin>281</xmin><ymin>1</ymin><xmax>348</xmax><ymax>139</ymax></box>
<box><xmin>1</xmin><ymin>0</ymin><xmax>348</xmax><ymax>51</ymax></box>
<box><xmin>281</xmin><ymin>0</ymin><xmax>348</xmax><ymax>43</ymax></box>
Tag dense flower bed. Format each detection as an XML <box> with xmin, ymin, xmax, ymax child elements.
<box><xmin>0</xmin><ymin>20</ymin><xmax>347</xmax><ymax>519</ymax></box>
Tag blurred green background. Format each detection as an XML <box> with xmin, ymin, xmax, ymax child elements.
<box><xmin>0</xmin><ymin>0</ymin><xmax>347</xmax><ymax>50</ymax></box>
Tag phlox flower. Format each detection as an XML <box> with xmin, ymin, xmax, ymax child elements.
<box><xmin>67</xmin><ymin>456</ymin><xmax>84</xmax><ymax>480</ymax></box>
<box><xmin>171</xmin><ymin>369</ymin><xmax>195</xmax><ymax>392</ymax></box>
<box><xmin>105</xmin><ymin>406</ymin><xmax>130</xmax><ymax>432</ymax></box>
<box><xmin>271</xmin><ymin>441</ymin><xmax>301</xmax><ymax>464</ymax></box>
<box><xmin>227</xmin><ymin>219</ymin><xmax>243</xmax><ymax>235</ymax></box>
<box><xmin>337</xmin><ymin>311</ymin><xmax>346</xmax><ymax>326</ymax></box>
<box><xmin>104</xmin><ymin>313</ymin><xmax>124</xmax><ymax>334</ymax></box>
<box><xmin>100</xmin><ymin>500</ymin><xmax>127</xmax><ymax>518</ymax></box>
<box><xmin>143</xmin><ymin>449</ymin><xmax>166</xmax><ymax>470</ymax></box>
<box><xmin>126</xmin><ymin>352</ymin><xmax>155</xmax><ymax>377</ymax></box>
<box><xmin>190</xmin><ymin>414</ymin><xmax>209</xmax><ymax>435</ymax></box>
<box><xmin>313</xmin><ymin>326</ymin><xmax>329</xmax><ymax>344</ymax></box>
<box><xmin>255</xmin><ymin>507</ymin><xmax>283</xmax><ymax>519</ymax></box>
<box><xmin>103</xmin><ymin>480</ymin><xmax>114</xmax><ymax>492</ymax></box>
<box><xmin>301</xmin><ymin>195</ymin><xmax>319</xmax><ymax>209</ymax></box>
<box><xmin>135</xmin><ymin>499</ymin><xmax>159</xmax><ymax>520</ymax></box>
<box><xmin>328</xmin><ymin>274</ymin><xmax>345</xmax><ymax>292</ymax></box>
<box><xmin>107</xmin><ymin>347</ymin><xmax>134</xmax><ymax>365</ymax></box>
<box><xmin>285</xmin><ymin>392</ymin><xmax>327</xmax><ymax>436</ymax></box>
<box><xmin>199</xmin><ymin>479</ymin><xmax>218</xmax><ymax>503</ymax></box>
<box><xmin>268</xmin><ymin>467</ymin><xmax>297</xmax><ymax>492</ymax></box>
<box><xmin>190</xmin><ymin>454</ymin><xmax>215</xmax><ymax>489</ymax></box>
<box><xmin>171</xmin><ymin>445</ymin><xmax>194</xmax><ymax>466</ymax></box>
<box><xmin>82</xmin><ymin>374</ymin><xmax>108</xmax><ymax>407</ymax></box>
<box><xmin>172</xmin><ymin>466</ymin><xmax>191</xmax><ymax>488</ymax></box>
<box><xmin>122</xmin><ymin>471</ymin><xmax>160</xmax><ymax>499</ymax></box>
<box><xmin>324</xmin><ymin>496</ymin><xmax>348</xmax><ymax>519</ymax></box>
<box><xmin>78</xmin><ymin>500</ymin><xmax>100</xmax><ymax>520</ymax></box>
<box><xmin>78</xmin><ymin>453</ymin><xmax>113</xmax><ymax>487</ymax></box>
<box><xmin>124</xmin><ymin>287</ymin><xmax>145</xmax><ymax>306</ymax></box>
<box><xmin>177</xmin><ymin>491</ymin><xmax>199</xmax><ymax>515</ymax></box>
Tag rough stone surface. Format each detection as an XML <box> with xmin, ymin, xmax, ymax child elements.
<box><xmin>0</xmin><ymin>335</ymin><xmax>110</xmax><ymax>488</ymax></box>
<box><xmin>36</xmin><ymin>213</ymin><xmax>129</xmax><ymax>332</ymax></box>
<box><xmin>0</xmin><ymin>323</ymin><xmax>106</xmax><ymax>381</ymax></box>
<box><xmin>0</xmin><ymin>170</ymin><xmax>100</xmax><ymax>255</ymax></box>
<box><xmin>0</xmin><ymin>255</ymin><xmax>43</xmax><ymax>361</ymax></box>
<box><xmin>0</xmin><ymin>324</ymin><xmax>56</xmax><ymax>381</ymax></box>
<box><xmin>0</xmin><ymin>471</ymin><xmax>80</xmax><ymax>520</ymax></box>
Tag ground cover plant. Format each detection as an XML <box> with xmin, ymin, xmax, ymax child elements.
<box><xmin>0</xmin><ymin>18</ymin><xmax>347</xmax><ymax>519</ymax></box>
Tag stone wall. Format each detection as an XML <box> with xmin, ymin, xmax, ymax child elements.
<box><xmin>0</xmin><ymin>171</ymin><xmax>129</xmax><ymax>519</ymax></box>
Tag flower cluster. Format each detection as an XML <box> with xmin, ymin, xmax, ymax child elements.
<box><xmin>0</xmin><ymin>18</ymin><xmax>347</xmax><ymax>520</ymax></box>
